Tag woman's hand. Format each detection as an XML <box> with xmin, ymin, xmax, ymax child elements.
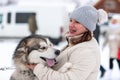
<box><xmin>26</xmin><ymin>64</ymin><xmax>36</xmax><ymax>70</ymax></box>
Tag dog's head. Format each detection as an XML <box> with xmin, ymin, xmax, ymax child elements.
<box><xmin>13</xmin><ymin>35</ymin><xmax>60</xmax><ymax>67</ymax></box>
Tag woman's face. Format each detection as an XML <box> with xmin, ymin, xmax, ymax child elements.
<box><xmin>68</xmin><ymin>19</ymin><xmax>88</xmax><ymax>37</ymax></box>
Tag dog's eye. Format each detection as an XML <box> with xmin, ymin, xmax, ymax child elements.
<box><xmin>40</xmin><ymin>47</ymin><xmax>47</xmax><ymax>50</ymax></box>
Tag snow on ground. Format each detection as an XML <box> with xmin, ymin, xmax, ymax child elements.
<box><xmin>0</xmin><ymin>36</ymin><xmax>120</xmax><ymax>80</ymax></box>
<box><xmin>0</xmin><ymin>39</ymin><xmax>18</xmax><ymax>80</ymax></box>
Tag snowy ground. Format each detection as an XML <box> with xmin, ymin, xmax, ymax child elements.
<box><xmin>0</xmin><ymin>36</ymin><xmax>120</xmax><ymax>80</ymax></box>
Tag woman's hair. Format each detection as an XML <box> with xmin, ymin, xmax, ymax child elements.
<box><xmin>70</xmin><ymin>30</ymin><xmax>92</xmax><ymax>45</ymax></box>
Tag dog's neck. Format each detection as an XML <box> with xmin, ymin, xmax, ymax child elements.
<box><xmin>15</xmin><ymin>63</ymin><xmax>35</xmax><ymax>76</ymax></box>
<box><xmin>19</xmin><ymin>69</ymin><xmax>36</xmax><ymax>76</ymax></box>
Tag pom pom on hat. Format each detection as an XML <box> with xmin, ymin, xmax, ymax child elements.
<box><xmin>98</xmin><ymin>9</ymin><xmax>108</xmax><ymax>24</ymax></box>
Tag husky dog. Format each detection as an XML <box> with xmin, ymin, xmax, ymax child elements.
<box><xmin>10</xmin><ymin>35</ymin><xmax>60</xmax><ymax>80</ymax></box>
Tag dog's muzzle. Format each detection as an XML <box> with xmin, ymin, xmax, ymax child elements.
<box><xmin>40</xmin><ymin>50</ymin><xmax>60</xmax><ymax>67</ymax></box>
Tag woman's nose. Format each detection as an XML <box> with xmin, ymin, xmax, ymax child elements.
<box><xmin>69</xmin><ymin>22</ymin><xmax>74</xmax><ymax>27</ymax></box>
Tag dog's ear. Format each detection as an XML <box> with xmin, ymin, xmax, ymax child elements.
<box><xmin>45</xmin><ymin>38</ymin><xmax>53</xmax><ymax>46</ymax></box>
<box><xmin>16</xmin><ymin>41</ymin><xmax>28</xmax><ymax>53</ymax></box>
<box><xmin>17</xmin><ymin>47</ymin><xmax>26</xmax><ymax>52</ymax></box>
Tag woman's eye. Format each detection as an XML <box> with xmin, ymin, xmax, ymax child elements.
<box><xmin>75</xmin><ymin>21</ymin><xmax>79</xmax><ymax>23</ymax></box>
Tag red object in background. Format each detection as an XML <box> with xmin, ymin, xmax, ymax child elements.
<box><xmin>118</xmin><ymin>48</ymin><xmax>120</xmax><ymax>60</ymax></box>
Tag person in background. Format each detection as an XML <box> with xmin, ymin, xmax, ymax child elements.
<box><xmin>94</xmin><ymin>24</ymin><xmax>106</xmax><ymax>78</ymax></box>
<box><xmin>103</xmin><ymin>15</ymin><xmax>120</xmax><ymax>76</ymax></box>
<box><xmin>28</xmin><ymin>13</ymin><xmax>38</xmax><ymax>35</ymax></box>
<box><xmin>27</xmin><ymin>5</ymin><xmax>108</xmax><ymax>80</ymax></box>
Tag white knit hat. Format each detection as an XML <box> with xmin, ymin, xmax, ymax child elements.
<box><xmin>70</xmin><ymin>5</ymin><xmax>108</xmax><ymax>32</ymax></box>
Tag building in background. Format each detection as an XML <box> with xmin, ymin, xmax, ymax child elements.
<box><xmin>94</xmin><ymin>0</ymin><xmax>120</xmax><ymax>13</ymax></box>
<box><xmin>0</xmin><ymin>0</ymin><xmax>75</xmax><ymax>38</ymax></box>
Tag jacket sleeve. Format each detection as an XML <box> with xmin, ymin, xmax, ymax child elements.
<box><xmin>33</xmin><ymin>48</ymin><xmax>97</xmax><ymax>80</ymax></box>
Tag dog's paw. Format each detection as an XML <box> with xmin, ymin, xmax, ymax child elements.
<box><xmin>58</xmin><ymin>62</ymin><xmax>72</xmax><ymax>72</ymax></box>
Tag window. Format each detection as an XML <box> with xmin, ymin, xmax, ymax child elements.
<box><xmin>0</xmin><ymin>14</ymin><xmax>3</xmax><ymax>24</ymax></box>
<box><xmin>104</xmin><ymin>1</ymin><xmax>116</xmax><ymax>10</ymax></box>
<box><xmin>15</xmin><ymin>13</ymin><xmax>35</xmax><ymax>23</ymax></box>
<box><xmin>7</xmin><ymin>12</ymin><xmax>11</xmax><ymax>23</ymax></box>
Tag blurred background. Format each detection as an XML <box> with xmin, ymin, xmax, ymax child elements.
<box><xmin>0</xmin><ymin>0</ymin><xmax>120</xmax><ymax>80</ymax></box>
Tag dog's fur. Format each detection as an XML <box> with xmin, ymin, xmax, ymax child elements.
<box><xmin>10</xmin><ymin>35</ymin><xmax>60</xmax><ymax>80</ymax></box>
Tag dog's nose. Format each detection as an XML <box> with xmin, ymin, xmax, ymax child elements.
<box><xmin>55</xmin><ymin>50</ymin><xmax>60</xmax><ymax>55</ymax></box>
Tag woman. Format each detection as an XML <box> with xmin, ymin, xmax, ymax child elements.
<box><xmin>27</xmin><ymin>5</ymin><xmax>108</xmax><ymax>80</ymax></box>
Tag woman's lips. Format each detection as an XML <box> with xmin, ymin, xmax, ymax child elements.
<box><xmin>70</xmin><ymin>29</ymin><xmax>76</xmax><ymax>34</ymax></box>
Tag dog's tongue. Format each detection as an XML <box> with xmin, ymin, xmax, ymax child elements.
<box><xmin>46</xmin><ymin>59</ymin><xmax>56</xmax><ymax>67</ymax></box>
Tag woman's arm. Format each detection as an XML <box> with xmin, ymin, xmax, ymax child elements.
<box><xmin>33</xmin><ymin>48</ymin><xmax>97</xmax><ymax>80</ymax></box>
